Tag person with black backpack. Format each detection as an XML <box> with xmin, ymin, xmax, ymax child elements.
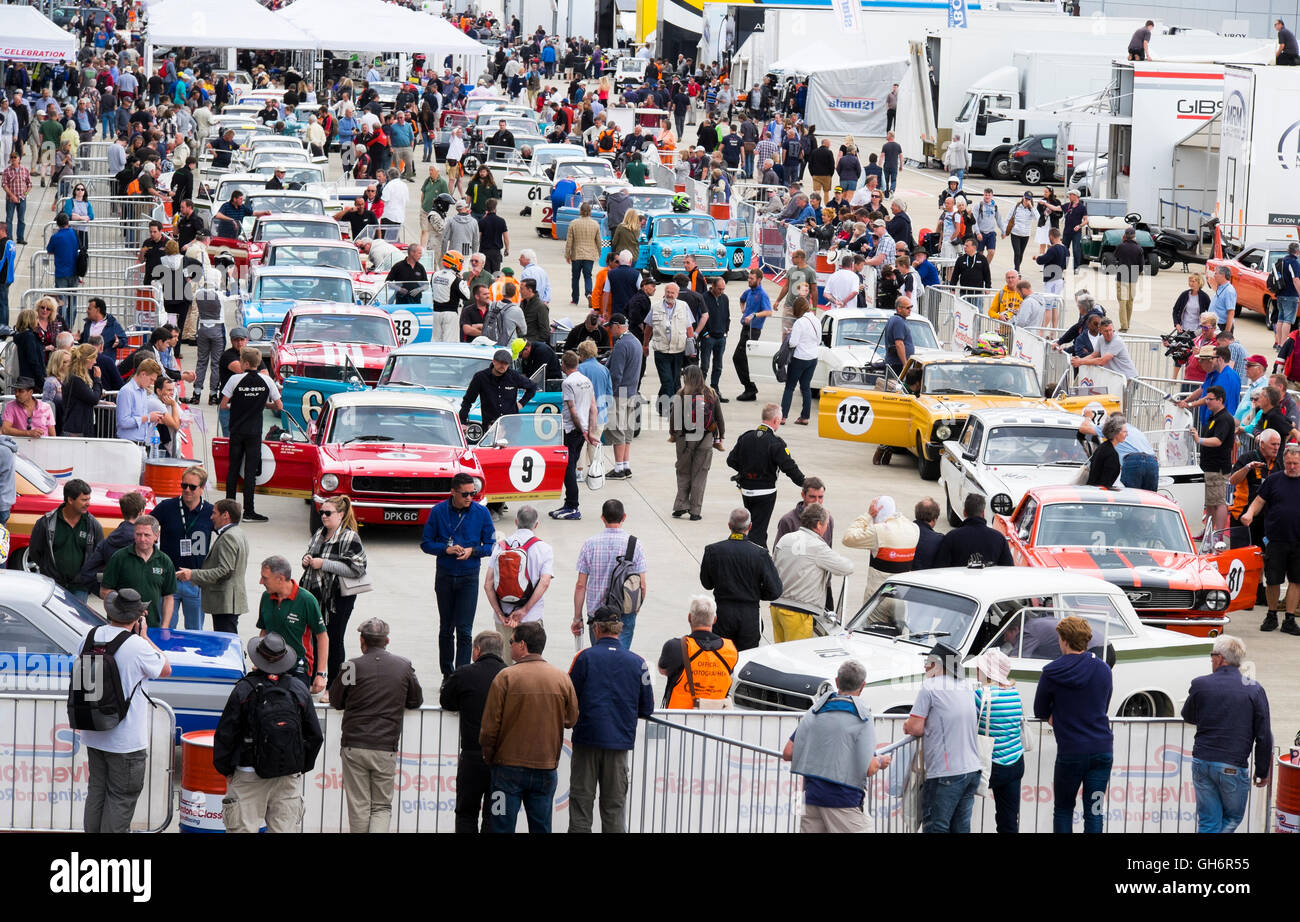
<box><xmin>69</xmin><ymin>588</ymin><xmax>171</xmax><ymax>833</ymax></box>
<box><xmin>212</xmin><ymin>633</ymin><xmax>324</xmax><ymax>833</ymax></box>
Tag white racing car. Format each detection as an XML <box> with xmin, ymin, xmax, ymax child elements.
<box><xmin>729</xmin><ymin>565</ymin><xmax>1209</xmax><ymax>718</ymax></box>
<box><xmin>745</xmin><ymin>307</ymin><xmax>942</xmax><ymax>392</ymax></box>
<box><xmin>938</xmin><ymin>407</ymin><xmax>1206</xmax><ymax>526</ymax></box>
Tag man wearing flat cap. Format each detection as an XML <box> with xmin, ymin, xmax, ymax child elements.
<box><xmin>460</xmin><ymin>348</ymin><xmax>538</xmax><ymax>430</ymax></box>
<box><xmin>212</xmin><ymin>632</ymin><xmax>324</xmax><ymax>833</ymax></box>
<box><xmin>328</xmin><ymin>618</ymin><xmax>424</xmax><ymax>834</ymax></box>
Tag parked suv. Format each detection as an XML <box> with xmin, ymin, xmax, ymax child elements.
<box><xmin>1008</xmin><ymin>134</ymin><xmax>1059</xmax><ymax>185</ymax></box>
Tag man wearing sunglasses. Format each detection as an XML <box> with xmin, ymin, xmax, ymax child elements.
<box><xmin>421</xmin><ymin>472</ymin><xmax>496</xmax><ymax>676</ymax></box>
<box><xmin>154</xmin><ymin>465</ymin><xmax>215</xmax><ymax>631</ymax></box>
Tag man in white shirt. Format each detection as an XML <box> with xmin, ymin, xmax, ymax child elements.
<box><xmin>380</xmin><ymin>168</ymin><xmax>408</xmax><ymax>229</ymax></box>
<box><xmin>518</xmin><ymin>248</ymin><xmax>552</xmax><ymax>305</ymax></box>
<box><xmin>823</xmin><ymin>254</ymin><xmax>862</xmax><ymax>310</ymax></box>
<box><xmin>1071</xmin><ymin>317</ymin><xmax>1139</xmax><ymax>379</ymax></box>
<box><xmin>484</xmin><ymin>505</ymin><xmax>555</xmax><ymax>661</ymax></box>
<box><xmin>552</xmin><ymin>350</ymin><xmax>598</xmax><ymax>521</ymax></box>
<box><xmin>359</xmin><ymin>237</ymin><xmax>401</xmax><ymax>273</ymax></box>
<box><xmin>76</xmin><ymin>588</ymin><xmax>171</xmax><ymax>833</ymax></box>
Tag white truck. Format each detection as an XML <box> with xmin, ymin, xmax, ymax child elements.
<box><xmin>1217</xmin><ymin>63</ymin><xmax>1300</xmax><ymax>247</ymax></box>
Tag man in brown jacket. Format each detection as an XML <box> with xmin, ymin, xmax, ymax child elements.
<box><xmin>327</xmin><ymin>618</ymin><xmax>424</xmax><ymax>833</ymax></box>
<box><xmin>564</xmin><ymin>201</ymin><xmax>603</xmax><ymax>306</ymax></box>
<box><xmin>479</xmin><ymin>621</ymin><xmax>579</xmax><ymax>833</ymax></box>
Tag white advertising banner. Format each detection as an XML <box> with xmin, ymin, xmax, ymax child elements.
<box><xmin>1072</xmin><ymin>363</ymin><xmax>1129</xmax><ymax>399</ymax></box>
<box><xmin>951</xmin><ymin>297</ymin><xmax>975</xmax><ymax>350</ymax></box>
<box><xmin>805</xmin><ymin>59</ymin><xmax>909</xmax><ymax>137</ymax></box>
<box><xmin>1009</xmin><ymin>327</ymin><xmax>1048</xmax><ymax>378</ymax></box>
<box><xmin>830</xmin><ymin>0</ymin><xmax>863</xmax><ymax>35</ymax></box>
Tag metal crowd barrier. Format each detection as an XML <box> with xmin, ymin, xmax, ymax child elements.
<box><xmin>58</xmin><ymin>174</ymin><xmax>121</xmax><ymax>199</ymax></box>
<box><xmin>0</xmin><ymin>693</ymin><xmax>175</xmax><ymax>833</ymax></box>
<box><xmin>21</xmin><ymin>285</ymin><xmax>161</xmax><ymax>331</ymax></box>
<box><xmin>52</xmin><ymin>195</ymin><xmax>148</xmax><ymax>220</ymax></box>
<box><xmin>29</xmin><ymin>250</ymin><xmax>143</xmax><ymax>289</ymax></box>
<box><xmin>648</xmin><ymin>161</ymin><xmax>675</xmax><ymax>191</ymax></box>
<box><xmin>40</xmin><ymin>218</ymin><xmax>153</xmax><ymax>251</ymax></box>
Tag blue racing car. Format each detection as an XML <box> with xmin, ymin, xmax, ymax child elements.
<box><xmin>598</xmin><ymin>210</ymin><xmax>752</xmax><ymax>281</ymax></box>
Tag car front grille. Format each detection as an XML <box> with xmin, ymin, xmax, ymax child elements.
<box><xmin>351</xmin><ymin>475</ymin><xmax>455</xmax><ymax>495</ymax></box>
<box><xmin>730</xmin><ymin>682</ymin><xmax>814</xmax><ymax>712</ymax></box>
<box><xmin>1123</xmin><ymin>588</ymin><xmax>1196</xmax><ymax>609</ymax></box>
<box><xmin>666</xmin><ymin>254</ymin><xmax>717</xmax><ymax>270</ymax></box>
<box><xmin>300</xmin><ymin>365</ymin><xmax>380</xmax><ymax>384</ymax></box>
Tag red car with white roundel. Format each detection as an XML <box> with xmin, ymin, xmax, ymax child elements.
<box><xmin>270</xmin><ymin>304</ymin><xmax>398</xmax><ymax>387</ymax></box>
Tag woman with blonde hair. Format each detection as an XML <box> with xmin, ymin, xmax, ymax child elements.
<box><xmin>33</xmin><ymin>296</ymin><xmax>67</xmax><ymax>357</ymax></box>
<box><xmin>43</xmin><ymin>349</ymin><xmax>70</xmax><ymax>405</ymax></box>
<box><xmin>610</xmin><ymin>209</ymin><xmax>642</xmax><ymax>263</ymax></box>
<box><xmin>668</xmin><ymin>364</ymin><xmax>725</xmax><ymax>520</ymax></box>
<box><xmin>62</xmin><ymin>343</ymin><xmax>102</xmax><ymax>437</ymax></box>
<box><xmin>301</xmin><ymin>495</ymin><xmax>368</xmax><ymax>685</ymax></box>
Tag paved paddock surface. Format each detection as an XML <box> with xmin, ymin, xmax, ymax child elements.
<box><xmin>11</xmin><ymin>132</ymin><xmax>1296</xmax><ymax>745</ymax></box>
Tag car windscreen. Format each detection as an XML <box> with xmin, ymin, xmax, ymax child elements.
<box><xmin>47</xmin><ymin>585</ymin><xmax>107</xmax><ymax>631</ymax></box>
<box><xmin>535</xmin><ymin>147</ymin><xmax>581</xmax><ymax>169</ymax></box>
<box><xmin>847</xmin><ymin>583</ymin><xmax>979</xmax><ymax>646</ymax></box>
<box><xmin>256</xmin><ymin>220</ymin><xmax>340</xmax><ymax>242</ymax></box>
<box><xmin>14</xmin><ymin>455</ymin><xmax>55</xmax><ymax>494</ymax></box>
<box><xmin>982</xmin><ymin>425</ymin><xmax>1089</xmax><ymax>466</ymax></box>
<box><xmin>835</xmin><ymin>317</ymin><xmax>939</xmax><ymax>350</ymax></box>
<box><xmin>922</xmin><ymin>362</ymin><xmax>1041</xmax><ymax>397</ymax></box>
<box><xmin>218</xmin><ymin>180</ymin><xmax>269</xmax><ymax>201</ymax></box>
<box><xmin>253</xmin><ymin>166</ymin><xmax>324</xmax><ymax>185</ymax></box>
<box><xmin>379</xmin><ymin>354</ymin><xmax>492</xmax><ymax>389</ymax></box>
<box><xmin>291</xmin><ymin>314</ymin><xmax>394</xmax><ymax>346</ymax></box>
<box><xmin>246</xmin><ymin>195</ymin><xmax>326</xmax><ymax>215</ymax></box>
<box><xmin>254</xmin><ymin>276</ymin><xmax>354</xmax><ymax>302</ymax></box>
<box><xmin>482</xmin><ymin>413</ymin><xmax>563</xmax><ymax>447</ymax></box>
<box><xmin>327</xmin><ymin>405</ymin><xmax>463</xmax><ymax>446</ymax></box>
<box><xmin>629</xmin><ymin>192</ymin><xmax>674</xmax><ymax>213</ymax></box>
<box><xmin>556</xmin><ymin>162</ymin><xmax>616</xmax><ymax>182</ymax></box>
<box><xmin>268</xmin><ymin>245</ymin><xmax>361</xmax><ymax>271</ymax></box>
<box><xmin>1034</xmin><ymin>502</ymin><xmax>1192</xmax><ymax>553</ymax></box>
<box><xmin>653</xmin><ymin>216</ymin><xmax>717</xmax><ymax>240</ymax></box>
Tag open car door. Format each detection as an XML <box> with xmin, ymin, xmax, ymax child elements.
<box><xmin>280</xmin><ymin>371</ymin><xmax>367</xmax><ymax>431</ymax></box>
<box><xmin>212</xmin><ymin>409</ymin><xmax>318</xmax><ymax>499</ymax></box>
<box><xmin>474</xmin><ymin>414</ymin><xmax>567</xmax><ymax>503</ymax></box>
<box><xmin>1201</xmin><ymin>526</ymin><xmax>1264</xmax><ymax>613</ymax></box>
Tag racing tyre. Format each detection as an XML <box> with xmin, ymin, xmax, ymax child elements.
<box><xmin>461</xmin><ymin>154</ymin><xmax>480</xmax><ymax>175</ymax></box>
<box><xmin>1099</xmin><ymin>251</ymin><xmax>1117</xmax><ymax>274</ymax></box>
<box><xmin>1146</xmin><ymin>252</ymin><xmax>1159</xmax><ymax>277</ymax></box>
<box><xmin>647</xmin><ymin>260</ymin><xmax>670</xmax><ymax>283</ymax></box>
<box><xmin>987</xmin><ymin>154</ymin><xmax>1010</xmax><ymax>181</ymax></box>
<box><xmin>1021</xmin><ymin>164</ymin><xmax>1044</xmax><ymax>186</ymax></box>
<box><xmin>945</xmin><ymin>488</ymin><xmax>962</xmax><ymax>528</ymax></box>
<box><xmin>1266</xmin><ymin>297</ymin><xmax>1277</xmax><ymax>331</ymax></box>
<box><xmin>1119</xmin><ymin>692</ymin><xmax>1158</xmax><ymax>718</ymax></box>
<box><xmin>916</xmin><ymin>434</ymin><xmax>940</xmax><ymax>481</ymax></box>
<box><xmin>5</xmin><ymin>546</ymin><xmax>34</xmax><ymax>571</ymax></box>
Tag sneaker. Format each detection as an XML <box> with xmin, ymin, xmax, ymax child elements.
<box><xmin>1282</xmin><ymin>615</ymin><xmax>1300</xmax><ymax>636</ymax></box>
<box><xmin>208</xmin><ymin>393</ymin><xmax>220</xmax><ymax>406</ymax></box>
<box><xmin>244</xmin><ymin>511</ymin><xmax>270</xmax><ymax>523</ymax></box>
<box><xmin>689</xmin><ymin>513</ymin><xmax>702</xmax><ymax>521</ymax></box>
<box><xmin>1261</xmin><ymin>611</ymin><xmax>1279</xmax><ymax>631</ymax></box>
<box><xmin>607</xmin><ymin>468</ymin><xmax>631</xmax><ymax>480</ymax></box>
<box><xmin>549</xmin><ymin>507</ymin><xmax>581</xmax><ymax>520</ymax></box>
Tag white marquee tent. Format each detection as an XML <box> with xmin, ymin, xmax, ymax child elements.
<box><xmin>276</xmin><ymin>0</ymin><xmax>487</xmax><ymax>58</ymax></box>
<box><xmin>769</xmin><ymin>48</ymin><xmax>909</xmax><ymax>136</ymax></box>
<box><xmin>0</xmin><ymin>6</ymin><xmax>78</xmax><ymax>62</ymax></box>
<box><xmin>145</xmin><ymin>0</ymin><xmax>318</xmax><ymax>51</ymax></box>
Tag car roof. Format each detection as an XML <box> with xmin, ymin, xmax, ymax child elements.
<box><xmin>265</xmin><ymin>237</ymin><xmax>355</xmax><ymax>249</ymax></box>
<box><xmin>327</xmin><ymin>390</ymin><xmax>461</xmax><ymax>412</ymax></box>
<box><xmin>885</xmin><ymin>565</ymin><xmax>1126</xmax><ymax>597</ymax></box>
<box><xmin>964</xmin><ymin>408</ymin><xmax>1083</xmax><ymax>427</ymax></box>
<box><xmin>1025</xmin><ymin>485</ymin><xmax>1181</xmax><ymax>510</ymax></box>
<box><xmin>389</xmin><ymin>341</ymin><xmax>499</xmax><ymax>359</ymax></box>
<box><xmin>255</xmin><ymin>266</ymin><xmax>354</xmax><ymax>279</ymax></box>
<box><xmin>257</xmin><ymin>213</ymin><xmax>338</xmax><ymax>225</ymax></box>
<box><xmin>825</xmin><ymin>306</ymin><xmax>921</xmax><ymax>321</ymax></box>
<box><xmin>0</xmin><ymin>571</ymin><xmax>58</xmax><ymax>607</ymax></box>
<box><xmin>287</xmin><ymin>304</ymin><xmax>387</xmax><ymax>318</ymax></box>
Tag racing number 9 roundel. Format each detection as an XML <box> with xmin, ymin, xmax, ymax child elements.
<box><xmin>509</xmin><ymin>449</ymin><xmax>546</xmax><ymax>493</ymax></box>
<box><xmin>835</xmin><ymin>395</ymin><xmax>874</xmax><ymax>436</ymax></box>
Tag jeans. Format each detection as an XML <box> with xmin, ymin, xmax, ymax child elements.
<box><xmin>570</xmin><ymin>258</ymin><xmax>593</xmax><ymax>303</ymax></box>
<box><xmin>1009</xmin><ymin>234</ymin><xmax>1029</xmax><ymax>272</ymax></box>
<box><xmin>84</xmin><ymin>747</ymin><xmax>146</xmax><ymax>833</ymax></box>
<box><xmin>422</xmin><ymin>132</ymin><xmax>434</xmax><ymax>160</ymax></box>
<box><xmin>435</xmin><ymin>569</ymin><xmax>479</xmax><ymax>675</ymax></box>
<box><xmin>218</xmin><ymin>407</ymin><xmax>231</xmax><ymax>437</ymax></box>
<box><xmin>922</xmin><ymin>769</ymin><xmax>981</xmax><ymax>833</ymax></box>
<box><xmin>1053</xmin><ymin>751</ymin><xmax>1112</xmax><ymax>833</ymax></box>
<box><xmin>489</xmin><ymin>764</ymin><xmax>557</xmax><ymax>833</ymax></box>
<box><xmin>952</xmin><ymin>168</ymin><xmax>965</xmax><ymax>185</ymax></box>
<box><xmin>195</xmin><ymin>324</ymin><xmax>225</xmax><ymax>393</ymax></box>
<box><xmin>1192</xmin><ymin>758</ymin><xmax>1251</xmax><ymax>833</ymax></box>
<box><xmin>174</xmin><ymin>581</ymin><xmax>203</xmax><ymax>630</ymax></box>
<box><xmin>55</xmin><ymin>276</ymin><xmax>78</xmax><ymax>328</ymax></box>
<box><xmin>5</xmin><ymin>199</ymin><xmax>26</xmax><ymax>241</ymax></box>
<box><xmin>698</xmin><ymin>333</ymin><xmax>727</xmax><ymax>390</ymax></box>
<box><xmin>1064</xmin><ymin>232</ymin><xmax>1083</xmax><ymax>269</ymax></box>
<box><xmin>100</xmin><ymin>112</ymin><xmax>115</xmax><ymax>138</ymax></box>
<box><xmin>883</xmin><ymin>165</ymin><xmax>897</xmax><ymax>194</ymax></box>
<box><xmin>1278</xmin><ymin>295</ymin><xmax>1299</xmax><ymax>325</ymax></box>
<box><xmin>841</xmin><ymin>179</ymin><xmax>858</xmax><ymax>191</ymax></box>
<box><xmin>0</xmin><ymin>280</ymin><xmax>9</xmax><ymax>325</ymax></box>
<box><xmin>587</xmin><ymin>610</ymin><xmax>637</xmax><ymax>650</ymax></box>
<box><xmin>654</xmin><ymin>349</ymin><xmax>684</xmax><ymax>412</ymax></box>
<box><xmin>1120</xmin><ymin>453</ymin><xmax>1159</xmax><ymax>492</ymax></box>
<box><xmin>455</xmin><ymin>750</ymin><xmax>492</xmax><ymax>833</ymax></box>
<box><xmin>781</xmin><ymin>355</ymin><xmax>816</xmax><ymax>421</ymax></box>
<box><xmin>325</xmin><ymin>592</ymin><xmax>357</xmax><ymax>686</ymax></box>
<box><xmin>563</xmin><ymin>427</ymin><xmax>584</xmax><ymax>509</ymax></box>
<box><xmin>989</xmin><ymin>756</ymin><xmax>1025</xmax><ymax>833</ymax></box>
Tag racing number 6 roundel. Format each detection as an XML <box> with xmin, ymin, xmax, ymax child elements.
<box><xmin>509</xmin><ymin>449</ymin><xmax>546</xmax><ymax>493</ymax></box>
<box><xmin>835</xmin><ymin>395</ymin><xmax>874</xmax><ymax>436</ymax></box>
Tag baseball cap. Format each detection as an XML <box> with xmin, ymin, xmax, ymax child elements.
<box><xmin>871</xmin><ymin>219</ymin><xmax>886</xmax><ymax>228</ymax></box>
<box><xmin>493</xmin><ymin>348</ymin><xmax>513</xmax><ymax>363</ymax></box>
<box><xmin>230</xmin><ymin>326</ymin><xmax>249</xmax><ymax>341</ymax></box>
<box><xmin>357</xmin><ymin>617</ymin><xmax>390</xmax><ymax>639</ymax></box>
<box><xmin>610</xmin><ymin>313</ymin><xmax>628</xmax><ymax>326</ymax></box>
<box><xmin>591</xmin><ymin>604</ymin><xmax>623</xmax><ymax>625</ymax></box>
<box><xmin>1247</xmin><ymin>354</ymin><xmax>1269</xmax><ymax>367</ymax></box>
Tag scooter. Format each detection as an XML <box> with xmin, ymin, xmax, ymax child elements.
<box><xmin>1151</xmin><ymin>218</ymin><xmax>1217</xmax><ymax>272</ymax></box>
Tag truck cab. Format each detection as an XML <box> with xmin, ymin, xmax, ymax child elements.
<box><xmin>951</xmin><ymin>69</ymin><xmax>1019</xmax><ymax>178</ymax></box>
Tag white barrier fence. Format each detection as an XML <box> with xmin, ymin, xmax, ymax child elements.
<box><xmin>0</xmin><ymin>694</ymin><xmax>175</xmax><ymax>833</ymax></box>
<box><xmin>16</xmin><ymin>436</ymin><xmax>145</xmax><ymax>486</ymax></box>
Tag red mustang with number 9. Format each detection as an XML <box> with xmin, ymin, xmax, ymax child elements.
<box><xmin>995</xmin><ymin>485</ymin><xmax>1262</xmax><ymax>637</ymax></box>
<box><xmin>213</xmin><ymin>390</ymin><xmax>566</xmax><ymax>532</ymax></box>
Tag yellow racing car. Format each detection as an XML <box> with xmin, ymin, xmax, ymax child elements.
<box><xmin>817</xmin><ymin>353</ymin><xmax>1121</xmax><ymax>480</ymax></box>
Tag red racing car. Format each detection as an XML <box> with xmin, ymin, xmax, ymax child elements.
<box><xmin>995</xmin><ymin>485</ymin><xmax>1261</xmax><ymax>637</ymax></box>
<box><xmin>270</xmin><ymin>304</ymin><xmax>399</xmax><ymax>387</ymax></box>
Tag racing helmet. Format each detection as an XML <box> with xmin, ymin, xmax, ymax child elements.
<box><xmin>947</xmin><ymin>174</ymin><xmax>960</xmax><ymax>186</ymax></box>
<box><xmin>442</xmin><ymin>250</ymin><xmax>464</xmax><ymax>271</ymax></box>
<box><xmin>671</xmin><ymin>193</ymin><xmax>690</xmax><ymax>213</ymax></box>
<box><xmin>432</xmin><ymin>192</ymin><xmax>457</xmax><ymax>216</ymax></box>
<box><xmin>969</xmin><ymin>332</ymin><xmax>1007</xmax><ymax>357</ymax></box>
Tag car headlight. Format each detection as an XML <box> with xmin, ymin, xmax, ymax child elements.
<box><xmin>249</xmin><ymin>326</ymin><xmax>265</xmax><ymax>341</ymax></box>
<box><xmin>279</xmin><ymin>364</ymin><xmax>295</xmax><ymax>378</ymax></box>
<box><xmin>715</xmin><ymin>247</ymin><xmax>725</xmax><ymax>258</ymax></box>
<box><xmin>935</xmin><ymin>424</ymin><xmax>952</xmax><ymax>441</ymax></box>
<box><xmin>471</xmin><ymin>477</ymin><xmax>483</xmax><ymax>495</ymax></box>
<box><xmin>990</xmin><ymin>493</ymin><xmax>1014</xmax><ymax>517</ymax></box>
<box><xmin>1203</xmin><ymin>589</ymin><xmax>1229</xmax><ymax>611</ymax></box>
<box><xmin>319</xmin><ymin>474</ymin><xmax>339</xmax><ymax>492</ymax></box>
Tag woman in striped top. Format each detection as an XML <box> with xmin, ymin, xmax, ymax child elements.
<box><xmin>975</xmin><ymin>649</ymin><xmax>1026</xmax><ymax>833</ymax></box>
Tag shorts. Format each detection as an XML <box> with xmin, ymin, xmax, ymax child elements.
<box><xmin>605</xmin><ymin>396</ymin><xmax>635</xmax><ymax>444</ymax></box>
<box><xmin>1203</xmin><ymin>471</ymin><xmax>1229</xmax><ymax>508</ymax></box>
<box><xmin>1278</xmin><ymin>295</ymin><xmax>1298</xmax><ymax>325</ymax></box>
<box><xmin>979</xmin><ymin>231</ymin><xmax>997</xmax><ymax>251</ymax></box>
<box><xmin>1264</xmin><ymin>539</ymin><xmax>1300</xmax><ymax>586</ymax></box>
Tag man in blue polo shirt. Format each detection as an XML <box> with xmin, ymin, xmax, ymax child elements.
<box><xmin>733</xmin><ymin>267</ymin><xmax>772</xmax><ymax>402</ymax></box>
<box><xmin>420</xmin><ymin>472</ymin><xmax>496</xmax><ymax>676</ymax></box>
<box><xmin>1179</xmin><ymin>345</ymin><xmax>1241</xmax><ymax>426</ymax></box>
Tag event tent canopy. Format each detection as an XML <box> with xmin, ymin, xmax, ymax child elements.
<box><xmin>146</xmin><ymin>0</ymin><xmax>318</xmax><ymax>50</ymax></box>
<box><xmin>0</xmin><ymin>5</ymin><xmax>78</xmax><ymax>62</ymax></box>
<box><xmin>276</xmin><ymin>0</ymin><xmax>488</xmax><ymax>57</ymax></box>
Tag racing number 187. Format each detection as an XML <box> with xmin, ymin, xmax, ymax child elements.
<box><xmin>838</xmin><ymin>403</ymin><xmax>868</xmax><ymax>427</ymax></box>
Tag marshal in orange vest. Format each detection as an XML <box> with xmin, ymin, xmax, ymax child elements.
<box><xmin>665</xmin><ymin>635</ymin><xmax>738</xmax><ymax>709</ymax></box>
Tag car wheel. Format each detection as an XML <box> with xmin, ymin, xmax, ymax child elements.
<box><xmin>916</xmin><ymin>434</ymin><xmax>940</xmax><ymax>481</ymax></box>
<box><xmin>945</xmin><ymin>487</ymin><xmax>962</xmax><ymax>528</ymax></box>
<box><xmin>1099</xmin><ymin>251</ymin><xmax>1117</xmax><ymax>274</ymax></box>
<box><xmin>1146</xmin><ymin>252</ymin><xmax>1159</xmax><ymax>277</ymax></box>
<box><xmin>988</xmin><ymin>155</ymin><xmax>1010</xmax><ymax>180</ymax></box>
<box><xmin>5</xmin><ymin>545</ymin><xmax>29</xmax><ymax>570</ymax></box>
<box><xmin>1022</xmin><ymin>164</ymin><xmax>1044</xmax><ymax>185</ymax></box>
<box><xmin>1236</xmin><ymin>298</ymin><xmax>1244</xmax><ymax>319</ymax></box>
<box><xmin>648</xmin><ymin>260</ymin><xmax>669</xmax><ymax>283</ymax></box>
<box><xmin>1119</xmin><ymin>692</ymin><xmax>1158</xmax><ymax>718</ymax></box>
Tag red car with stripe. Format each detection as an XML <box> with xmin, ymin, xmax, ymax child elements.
<box><xmin>995</xmin><ymin>485</ymin><xmax>1261</xmax><ymax>637</ymax></box>
<box><xmin>271</xmin><ymin>305</ymin><xmax>398</xmax><ymax>388</ymax></box>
